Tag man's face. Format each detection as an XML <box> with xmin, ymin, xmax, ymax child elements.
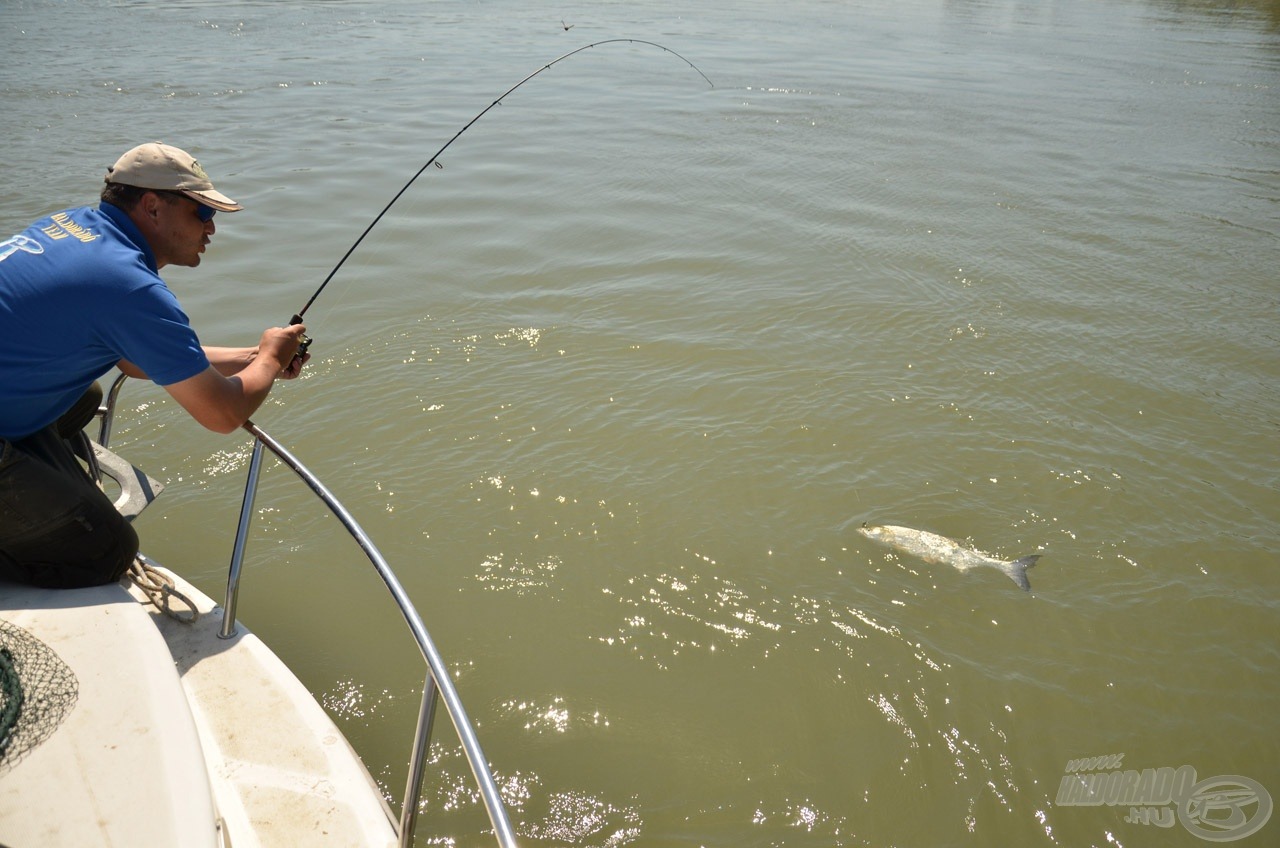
<box><xmin>149</xmin><ymin>192</ymin><xmax>216</xmax><ymax>269</ymax></box>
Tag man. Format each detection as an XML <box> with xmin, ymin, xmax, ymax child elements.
<box><xmin>0</xmin><ymin>142</ymin><xmax>308</xmax><ymax>589</ymax></box>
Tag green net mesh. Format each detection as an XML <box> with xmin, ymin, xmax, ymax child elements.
<box><xmin>0</xmin><ymin>618</ymin><xmax>78</xmax><ymax>773</ymax></box>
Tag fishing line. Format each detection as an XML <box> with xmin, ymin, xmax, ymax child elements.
<box><xmin>289</xmin><ymin>39</ymin><xmax>713</xmax><ymax>356</ymax></box>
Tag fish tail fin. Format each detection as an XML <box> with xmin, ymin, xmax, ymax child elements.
<box><xmin>1003</xmin><ymin>554</ymin><xmax>1041</xmax><ymax>591</ymax></box>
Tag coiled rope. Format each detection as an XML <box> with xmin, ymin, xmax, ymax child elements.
<box><xmin>127</xmin><ymin>556</ymin><xmax>199</xmax><ymax>624</ymax></box>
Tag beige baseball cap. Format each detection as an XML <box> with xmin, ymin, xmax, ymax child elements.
<box><xmin>105</xmin><ymin>142</ymin><xmax>243</xmax><ymax>212</ymax></box>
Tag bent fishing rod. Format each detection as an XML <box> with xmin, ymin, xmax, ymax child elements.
<box><xmin>288</xmin><ymin>39</ymin><xmax>713</xmax><ymax>358</ymax></box>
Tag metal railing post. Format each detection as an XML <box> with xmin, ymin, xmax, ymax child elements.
<box><xmin>96</xmin><ymin>372</ymin><xmax>131</xmax><ymax>448</ymax></box>
<box><xmin>399</xmin><ymin>677</ymin><xmax>440</xmax><ymax>846</ymax></box>
<box><xmin>220</xmin><ymin>432</ymin><xmax>266</xmax><ymax>640</ymax></box>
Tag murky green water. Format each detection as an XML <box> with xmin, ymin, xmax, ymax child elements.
<box><xmin>3</xmin><ymin>0</ymin><xmax>1278</xmax><ymax>845</ymax></box>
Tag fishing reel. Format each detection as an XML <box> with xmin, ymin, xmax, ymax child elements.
<box><xmin>289</xmin><ymin>314</ymin><xmax>312</xmax><ymax>361</ymax></box>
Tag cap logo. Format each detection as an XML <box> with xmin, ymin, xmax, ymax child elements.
<box><xmin>189</xmin><ymin>159</ymin><xmax>209</xmax><ymax>181</ymax></box>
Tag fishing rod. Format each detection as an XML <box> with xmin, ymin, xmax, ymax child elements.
<box><xmin>288</xmin><ymin>38</ymin><xmax>713</xmax><ymax>357</ymax></box>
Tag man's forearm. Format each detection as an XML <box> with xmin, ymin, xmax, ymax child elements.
<box><xmin>204</xmin><ymin>346</ymin><xmax>257</xmax><ymax>377</ymax></box>
<box><xmin>117</xmin><ymin>345</ymin><xmax>256</xmax><ymax>381</ymax></box>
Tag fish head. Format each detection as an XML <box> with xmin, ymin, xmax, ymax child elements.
<box><xmin>857</xmin><ymin>523</ymin><xmax>885</xmax><ymax>541</ymax></box>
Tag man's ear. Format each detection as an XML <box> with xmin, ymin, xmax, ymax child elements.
<box><xmin>137</xmin><ymin>190</ymin><xmax>164</xmax><ymax>221</ymax></box>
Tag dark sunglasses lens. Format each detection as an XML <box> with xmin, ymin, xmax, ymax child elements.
<box><xmin>196</xmin><ymin>204</ymin><xmax>216</xmax><ymax>223</ymax></box>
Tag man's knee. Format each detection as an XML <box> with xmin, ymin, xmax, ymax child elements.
<box><xmin>79</xmin><ymin>510</ymin><xmax>140</xmax><ymax>586</ymax></box>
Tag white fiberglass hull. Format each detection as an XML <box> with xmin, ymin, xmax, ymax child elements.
<box><xmin>0</xmin><ymin>566</ymin><xmax>397</xmax><ymax>848</ymax></box>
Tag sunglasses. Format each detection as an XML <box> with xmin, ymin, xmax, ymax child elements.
<box><xmin>160</xmin><ymin>191</ymin><xmax>216</xmax><ymax>222</ymax></box>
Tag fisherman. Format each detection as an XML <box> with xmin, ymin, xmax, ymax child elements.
<box><xmin>0</xmin><ymin>142</ymin><xmax>308</xmax><ymax>589</ymax></box>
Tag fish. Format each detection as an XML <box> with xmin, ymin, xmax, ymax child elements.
<box><xmin>857</xmin><ymin>524</ymin><xmax>1041</xmax><ymax>591</ymax></box>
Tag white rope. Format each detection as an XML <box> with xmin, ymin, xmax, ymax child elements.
<box><xmin>126</xmin><ymin>557</ymin><xmax>199</xmax><ymax>624</ymax></box>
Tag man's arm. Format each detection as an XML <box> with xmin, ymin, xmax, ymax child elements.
<box><xmin>135</xmin><ymin>325</ymin><xmax>307</xmax><ymax>434</ymax></box>
<box><xmin>203</xmin><ymin>346</ymin><xmax>256</xmax><ymax>377</ymax></box>
<box><xmin>202</xmin><ymin>341</ymin><xmax>308</xmax><ymax>381</ymax></box>
<box><xmin>120</xmin><ymin>343</ymin><xmax>304</xmax><ymax>380</ymax></box>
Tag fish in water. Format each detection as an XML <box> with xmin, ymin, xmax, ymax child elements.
<box><xmin>858</xmin><ymin>524</ymin><xmax>1041</xmax><ymax>591</ymax></box>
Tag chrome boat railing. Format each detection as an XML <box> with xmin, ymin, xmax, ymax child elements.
<box><xmin>97</xmin><ymin>373</ymin><xmax>518</xmax><ymax>848</ymax></box>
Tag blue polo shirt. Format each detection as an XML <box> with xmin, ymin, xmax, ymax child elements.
<box><xmin>0</xmin><ymin>202</ymin><xmax>209</xmax><ymax>440</ymax></box>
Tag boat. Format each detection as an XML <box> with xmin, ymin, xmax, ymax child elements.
<box><xmin>0</xmin><ymin>374</ymin><xmax>518</xmax><ymax>847</ymax></box>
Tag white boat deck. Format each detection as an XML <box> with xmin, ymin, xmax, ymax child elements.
<box><xmin>0</xmin><ymin>567</ymin><xmax>398</xmax><ymax>848</ymax></box>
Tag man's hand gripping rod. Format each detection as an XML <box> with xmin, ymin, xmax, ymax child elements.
<box><xmin>289</xmin><ymin>313</ymin><xmax>312</xmax><ymax>363</ymax></box>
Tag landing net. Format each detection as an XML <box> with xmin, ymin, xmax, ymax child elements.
<box><xmin>0</xmin><ymin>618</ymin><xmax>78</xmax><ymax>773</ymax></box>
